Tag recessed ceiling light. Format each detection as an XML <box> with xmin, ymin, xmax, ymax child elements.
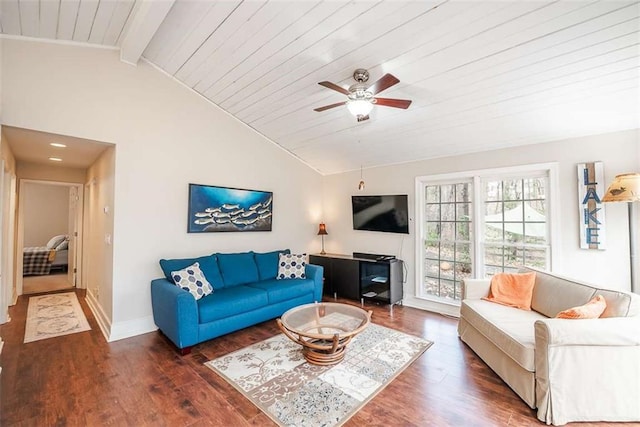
<box><xmin>50</xmin><ymin>143</ymin><xmax>67</xmax><ymax>148</ymax></box>
<box><xmin>49</xmin><ymin>157</ymin><xmax>63</xmax><ymax>162</ymax></box>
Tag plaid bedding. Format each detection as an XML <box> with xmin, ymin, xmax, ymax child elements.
<box><xmin>23</xmin><ymin>246</ymin><xmax>55</xmax><ymax>276</ymax></box>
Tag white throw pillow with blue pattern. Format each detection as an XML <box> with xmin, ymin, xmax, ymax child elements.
<box><xmin>277</xmin><ymin>253</ymin><xmax>306</xmax><ymax>280</ymax></box>
<box><xmin>171</xmin><ymin>262</ymin><xmax>213</xmax><ymax>300</ymax></box>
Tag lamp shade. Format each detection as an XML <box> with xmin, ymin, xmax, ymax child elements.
<box><xmin>347</xmin><ymin>99</ymin><xmax>373</xmax><ymax>117</ymax></box>
<box><xmin>602</xmin><ymin>173</ymin><xmax>640</xmax><ymax>203</ymax></box>
<box><xmin>317</xmin><ymin>223</ymin><xmax>328</xmax><ymax>235</ymax></box>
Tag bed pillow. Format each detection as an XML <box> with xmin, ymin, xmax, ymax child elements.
<box><xmin>55</xmin><ymin>239</ymin><xmax>69</xmax><ymax>251</ymax></box>
<box><xmin>170</xmin><ymin>262</ymin><xmax>213</xmax><ymax>300</ymax></box>
<box><xmin>556</xmin><ymin>295</ymin><xmax>607</xmax><ymax>319</ymax></box>
<box><xmin>277</xmin><ymin>253</ymin><xmax>306</xmax><ymax>280</ymax></box>
<box><xmin>482</xmin><ymin>272</ymin><xmax>536</xmax><ymax>310</ymax></box>
<box><xmin>46</xmin><ymin>235</ymin><xmax>67</xmax><ymax>249</ymax></box>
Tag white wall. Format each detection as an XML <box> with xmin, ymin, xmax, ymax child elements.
<box><xmin>323</xmin><ymin>129</ymin><xmax>639</xmax><ymax>312</ymax></box>
<box><xmin>16</xmin><ymin>161</ymin><xmax>86</xmax><ymax>184</ymax></box>
<box><xmin>0</xmin><ymin>39</ymin><xmax>3</xmax><ymax>121</ymax></box>
<box><xmin>84</xmin><ymin>146</ymin><xmax>115</xmax><ymax>324</ymax></box>
<box><xmin>23</xmin><ymin>183</ymin><xmax>69</xmax><ymax>247</ymax></box>
<box><xmin>2</xmin><ymin>39</ymin><xmax>323</xmax><ymax>340</ymax></box>
<box><xmin>3</xmin><ymin>38</ymin><xmax>636</xmax><ymax>335</ymax></box>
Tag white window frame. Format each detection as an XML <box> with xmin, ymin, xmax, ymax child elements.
<box><xmin>415</xmin><ymin>162</ymin><xmax>560</xmax><ymax>307</ymax></box>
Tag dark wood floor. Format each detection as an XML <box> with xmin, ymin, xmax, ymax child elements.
<box><xmin>1</xmin><ymin>290</ymin><xmax>635</xmax><ymax>426</ymax></box>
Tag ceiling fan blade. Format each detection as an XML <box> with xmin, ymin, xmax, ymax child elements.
<box><xmin>373</xmin><ymin>97</ymin><xmax>412</xmax><ymax>109</ymax></box>
<box><xmin>318</xmin><ymin>81</ymin><xmax>350</xmax><ymax>95</ymax></box>
<box><xmin>313</xmin><ymin>101</ymin><xmax>347</xmax><ymax>112</ymax></box>
<box><xmin>367</xmin><ymin>74</ymin><xmax>400</xmax><ymax>95</ymax></box>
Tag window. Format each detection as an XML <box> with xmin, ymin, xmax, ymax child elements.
<box><xmin>416</xmin><ymin>164</ymin><xmax>557</xmax><ymax>305</ymax></box>
<box><xmin>423</xmin><ymin>181</ymin><xmax>473</xmax><ymax>302</ymax></box>
<box><xmin>483</xmin><ymin>176</ymin><xmax>549</xmax><ymax>275</ymax></box>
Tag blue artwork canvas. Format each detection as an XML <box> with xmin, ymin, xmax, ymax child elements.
<box><xmin>188</xmin><ymin>184</ymin><xmax>273</xmax><ymax>233</ymax></box>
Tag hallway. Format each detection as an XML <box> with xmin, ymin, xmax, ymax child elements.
<box><xmin>22</xmin><ymin>272</ymin><xmax>73</xmax><ymax>295</ymax></box>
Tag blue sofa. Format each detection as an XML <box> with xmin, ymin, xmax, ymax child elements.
<box><xmin>151</xmin><ymin>250</ymin><xmax>323</xmax><ymax>353</ymax></box>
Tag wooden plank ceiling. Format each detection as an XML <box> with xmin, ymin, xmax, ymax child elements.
<box><xmin>2</xmin><ymin>0</ymin><xmax>639</xmax><ymax>174</ymax></box>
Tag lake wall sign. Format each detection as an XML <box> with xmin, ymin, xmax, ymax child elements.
<box><xmin>577</xmin><ymin>162</ymin><xmax>606</xmax><ymax>250</ymax></box>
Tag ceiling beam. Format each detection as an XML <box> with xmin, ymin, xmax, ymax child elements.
<box><xmin>119</xmin><ymin>0</ymin><xmax>175</xmax><ymax>66</ymax></box>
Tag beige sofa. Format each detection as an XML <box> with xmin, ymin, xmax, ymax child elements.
<box><xmin>458</xmin><ymin>268</ymin><xmax>640</xmax><ymax>426</ymax></box>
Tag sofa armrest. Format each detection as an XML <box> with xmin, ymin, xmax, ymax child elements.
<box><xmin>462</xmin><ymin>279</ymin><xmax>491</xmax><ymax>300</ymax></box>
<box><xmin>535</xmin><ymin>317</ymin><xmax>640</xmax><ymax>347</ymax></box>
<box><xmin>534</xmin><ymin>317</ymin><xmax>640</xmax><ymax>425</ymax></box>
<box><xmin>151</xmin><ymin>279</ymin><xmax>199</xmax><ymax>349</ymax></box>
<box><xmin>306</xmin><ymin>264</ymin><xmax>324</xmax><ymax>302</ymax></box>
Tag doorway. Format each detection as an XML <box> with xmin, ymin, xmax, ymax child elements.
<box><xmin>16</xmin><ymin>180</ymin><xmax>84</xmax><ymax>295</ymax></box>
<box><xmin>0</xmin><ymin>161</ymin><xmax>17</xmax><ymax>322</ymax></box>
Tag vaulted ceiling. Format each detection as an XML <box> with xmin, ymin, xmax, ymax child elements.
<box><xmin>1</xmin><ymin>0</ymin><xmax>639</xmax><ymax>174</ymax></box>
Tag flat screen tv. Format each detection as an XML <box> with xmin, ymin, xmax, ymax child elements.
<box><xmin>352</xmin><ymin>195</ymin><xmax>409</xmax><ymax>234</ymax></box>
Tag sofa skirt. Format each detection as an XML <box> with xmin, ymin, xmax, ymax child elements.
<box><xmin>458</xmin><ymin>316</ymin><xmax>536</xmax><ymax>408</ymax></box>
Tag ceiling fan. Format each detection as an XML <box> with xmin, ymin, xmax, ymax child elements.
<box><xmin>313</xmin><ymin>69</ymin><xmax>412</xmax><ymax>122</ymax></box>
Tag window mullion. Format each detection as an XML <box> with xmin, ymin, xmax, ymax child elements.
<box><xmin>472</xmin><ymin>175</ymin><xmax>484</xmax><ymax>279</ymax></box>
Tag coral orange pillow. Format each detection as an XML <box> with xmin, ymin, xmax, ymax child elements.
<box><xmin>483</xmin><ymin>272</ymin><xmax>536</xmax><ymax>310</ymax></box>
<box><xmin>556</xmin><ymin>295</ymin><xmax>607</xmax><ymax>319</ymax></box>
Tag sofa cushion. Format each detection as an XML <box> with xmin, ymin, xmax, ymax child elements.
<box><xmin>595</xmin><ymin>288</ymin><xmax>640</xmax><ymax>318</ymax></box>
<box><xmin>170</xmin><ymin>262</ymin><xmax>213</xmax><ymax>300</ymax></box>
<box><xmin>217</xmin><ymin>252</ymin><xmax>259</xmax><ymax>287</ymax></box>
<box><xmin>197</xmin><ymin>286</ymin><xmax>268</xmax><ymax>323</ymax></box>
<box><xmin>461</xmin><ymin>299</ymin><xmax>547</xmax><ymax>372</ymax></box>
<box><xmin>247</xmin><ymin>278</ymin><xmax>315</xmax><ymax>304</ymax></box>
<box><xmin>526</xmin><ymin>268</ymin><xmax>596</xmax><ymax>318</ymax></box>
<box><xmin>160</xmin><ymin>255</ymin><xmax>224</xmax><ymax>290</ymax></box>
<box><xmin>277</xmin><ymin>253</ymin><xmax>306</xmax><ymax>279</ymax></box>
<box><xmin>254</xmin><ymin>249</ymin><xmax>290</xmax><ymax>280</ymax></box>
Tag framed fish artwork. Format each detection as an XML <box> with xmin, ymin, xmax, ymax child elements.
<box><xmin>188</xmin><ymin>184</ymin><xmax>273</xmax><ymax>233</ymax></box>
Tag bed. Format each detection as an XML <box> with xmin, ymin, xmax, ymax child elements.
<box><xmin>50</xmin><ymin>249</ymin><xmax>69</xmax><ymax>271</ymax></box>
<box><xmin>23</xmin><ymin>234</ymin><xmax>69</xmax><ymax>276</ymax></box>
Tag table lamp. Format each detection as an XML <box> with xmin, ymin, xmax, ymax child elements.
<box><xmin>317</xmin><ymin>223</ymin><xmax>328</xmax><ymax>255</ymax></box>
<box><xmin>603</xmin><ymin>173</ymin><xmax>640</xmax><ymax>293</ymax></box>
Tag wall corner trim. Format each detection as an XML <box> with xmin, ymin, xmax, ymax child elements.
<box><xmin>84</xmin><ymin>290</ymin><xmax>111</xmax><ymax>342</ymax></box>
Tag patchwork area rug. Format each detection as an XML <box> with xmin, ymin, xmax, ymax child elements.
<box><xmin>206</xmin><ymin>323</ymin><xmax>433</xmax><ymax>427</ymax></box>
<box><xmin>24</xmin><ymin>292</ymin><xmax>91</xmax><ymax>343</ymax></box>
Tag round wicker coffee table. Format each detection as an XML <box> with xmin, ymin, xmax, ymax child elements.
<box><xmin>276</xmin><ymin>302</ymin><xmax>372</xmax><ymax>366</ymax></box>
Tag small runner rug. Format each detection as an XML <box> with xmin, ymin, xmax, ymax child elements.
<box><xmin>24</xmin><ymin>292</ymin><xmax>91</xmax><ymax>343</ymax></box>
<box><xmin>205</xmin><ymin>323</ymin><xmax>433</xmax><ymax>427</ymax></box>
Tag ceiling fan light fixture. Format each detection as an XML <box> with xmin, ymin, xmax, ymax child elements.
<box><xmin>314</xmin><ymin>69</ymin><xmax>411</xmax><ymax>120</ymax></box>
<box><xmin>347</xmin><ymin>99</ymin><xmax>373</xmax><ymax>117</ymax></box>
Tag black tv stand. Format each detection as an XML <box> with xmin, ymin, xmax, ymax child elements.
<box><xmin>352</xmin><ymin>252</ymin><xmax>396</xmax><ymax>262</ymax></box>
<box><xmin>309</xmin><ymin>253</ymin><xmax>403</xmax><ymax>309</ymax></box>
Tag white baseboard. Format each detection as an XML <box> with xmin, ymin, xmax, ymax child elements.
<box><xmin>403</xmin><ymin>295</ymin><xmax>461</xmax><ymax>318</ymax></box>
<box><xmin>84</xmin><ymin>290</ymin><xmax>157</xmax><ymax>342</ymax></box>
<box><xmin>84</xmin><ymin>290</ymin><xmax>111</xmax><ymax>342</ymax></box>
<box><xmin>108</xmin><ymin>316</ymin><xmax>157</xmax><ymax>342</ymax></box>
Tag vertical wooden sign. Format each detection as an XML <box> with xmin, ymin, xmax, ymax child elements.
<box><xmin>577</xmin><ymin>162</ymin><xmax>606</xmax><ymax>250</ymax></box>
